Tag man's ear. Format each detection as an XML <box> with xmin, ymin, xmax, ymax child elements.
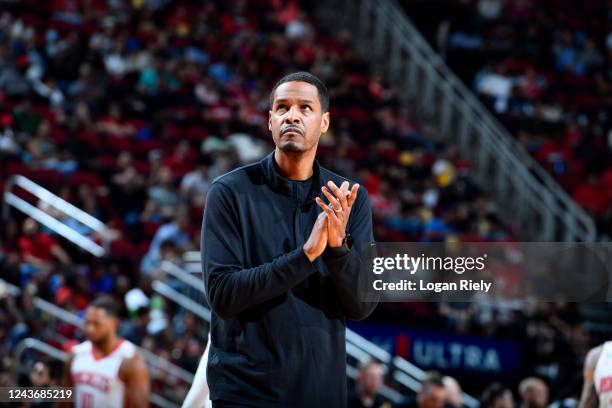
<box><xmin>321</xmin><ymin>111</ymin><xmax>330</xmax><ymax>134</ymax></box>
<box><xmin>268</xmin><ymin>110</ymin><xmax>272</xmax><ymax>132</ymax></box>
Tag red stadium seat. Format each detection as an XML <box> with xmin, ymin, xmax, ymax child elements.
<box><xmin>106</xmin><ymin>136</ymin><xmax>133</xmax><ymax>154</ymax></box>
<box><xmin>77</xmin><ymin>131</ymin><xmax>102</xmax><ymax>150</ymax></box>
<box><xmin>110</xmin><ymin>238</ymin><xmax>137</xmax><ymax>258</ymax></box>
<box><xmin>68</xmin><ymin>172</ymin><xmax>103</xmax><ymax>188</ymax></box>
<box><xmin>97</xmin><ymin>155</ymin><xmax>118</xmax><ymax>170</ymax></box>
<box><xmin>132</xmin><ymin>160</ymin><xmax>151</xmax><ymax>175</ymax></box>
<box><xmin>31</xmin><ymin>169</ymin><xmax>63</xmax><ymax>187</ymax></box>
<box><xmin>50</xmin><ymin>127</ymin><xmax>69</xmax><ymax>144</ymax></box>
<box><xmin>134</xmin><ymin>139</ymin><xmax>164</xmax><ymax>158</ymax></box>
<box><xmin>142</xmin><ymin>221</ymin><xmax>162</xmax><ymax>239</ymax></box>
<box><xmin>186</xmin><ymin>126</ymin><xmax>209</xmax><ymax>143</ymax></box>
<box><xmin>6</xmin><ymin>162</ymin><xmax>32</xmax><ymax>177</ymax></box>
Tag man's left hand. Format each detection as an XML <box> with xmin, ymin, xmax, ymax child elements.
<box><xmin>315</xmin><ymin>180</ymin><xmax>359</xmax><ymax>248</ymax></box>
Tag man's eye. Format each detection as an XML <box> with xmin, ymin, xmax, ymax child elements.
<box><xmin>302</xmin><ymin>105</ymin><xmax>311</xmax><ymax>111</ymax></box>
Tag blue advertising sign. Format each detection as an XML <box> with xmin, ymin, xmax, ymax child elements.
<box><xmin>349</xmin><ymin>322</ymin><xmax>522</xmax><ymax>378</ymax></box>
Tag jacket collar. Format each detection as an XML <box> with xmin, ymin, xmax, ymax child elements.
<box><xmin>261</xmin><ymin>151</ymin><xmax>322</xmax><ymax>204</ymax></box>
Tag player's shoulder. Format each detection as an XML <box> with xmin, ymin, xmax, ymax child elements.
<box><xmin>585</xmin><ymin>343</ymin><xmax>605</xmax><ymax>370</ymax></box>
<box><xmin>71</xmin><ymin>340</ymin><xmax>93</xmax><ymax>355</ymax></box>
<box><xmin>118</xmin><ymin>342</ymin><xmax>148</xmax><ymax>376</ymax></box>
<box><xmin>117</xmin><ymin>339</ymin><xmax>137</xmax><ymax>357</ymax></box>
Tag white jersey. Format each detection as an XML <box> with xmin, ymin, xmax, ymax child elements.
<box><xmin>71</xmin><ymin>339</ymin><xmax>136</xmax><ymax>408</ymax></box>
<box><xmin>595</xmin><ymin>341</ymin><xmax>612</xmax><ymax>408</ymax></box>
<box><xmin>182</xmin><ymin>333</ymin><xmax>212</xmax><ymax>408</ymax></box>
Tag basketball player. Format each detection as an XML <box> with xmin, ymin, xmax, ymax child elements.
<box><xmin>580</xmin><ymin>342</ymin><xmax>612</xmax><ymax>408</ymax></box>
<box><xmin>61</xmin><ymin>296</ymin><xmax>150</xmax><ymax>408</ymax></box>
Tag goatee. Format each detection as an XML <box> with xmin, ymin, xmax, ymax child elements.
<box><xmin>279</xmin><ymin>141</ymin><xmax>304</xmax><ymax>153</ymax></box>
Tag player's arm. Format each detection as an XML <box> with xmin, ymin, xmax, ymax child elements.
<box><xmin>54</xmin><ymin>353</ymin><xmax>74</xmax><ymax>408</ymax></box>
<box><xmin>579</xmin><ymin>345</ymin><xmax>602</xmax><ymax>408</ymax></box>
<box><xmin>120</xmin><ymin>353</ymin><xmax>150</xmax><ymax>408</ymax></box>
<box><xmin>202</xmin><ymin>181</ymin><xmax>317</xmax><ymax>319</ymax></box>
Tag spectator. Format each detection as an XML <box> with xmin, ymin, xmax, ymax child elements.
<box><xmin>0</xmin><ymin>114</ymin><xmax>20</xmax><ymax>156</ymax></box>
<box><xmin>417</xmin><ymin>372</ymin><xmax>448</xmax><ymax>408</ymax></box>
<box><xmin>347</xmin><ymin>359</ymin><xmax>391</xmax><ymax>408</ymax></box>
<box><xmin>518</xmin><ymin>377</ymin><xmax>549</xmax><ymax>408</ymax></box>
<box><xmin>96</xmin><ymin>103</ymin><xmax>136</xmax><ymax>138</ymax></box>
<box><xmin>147</xmin><ymin>210</ymin><xmax>192</xmax><ymax>258</ymax></box>
<box><xmin>477</xmin><ymin>0</ymin><xmax>504</xmax><ymax>21</ymax></box>
<box><xmin>443</xmin><ymin>376</ymin><xmax>464</xmax><ymax>408</ymax></box>
<box><xmin>26</xmin><ymin>360</ymin><xmax>62</xmax><ymax>407</ymax></box>
<box><xmin>17</xmin><ymin>218</ymin><xmax>71</xmax><ymax>281</ymax></box>
<box><xmin>180</xmin><ymin>154</ymin><xmax>212</xmax><ymax>207</ymax></box>
<box><xmin>481</xmin><ymin>383</ymin><xmax>515</xmax><ymax>408</ymax></box>
<box><xmin>143</xmin><ymin>165</ymin><xmax>182</xmax><ymax>221</ymax></box>
<box><xmin>119</xmin><ymin>306</ymin><xmax>150</xmax><ymax>345</ymax></box>
<box><xmin>140</xmin><ymin>239</ymin><xmax>181</xmax><ymax>277</ymax></box>
<box><xmin>396</xmin><ymin>371</ymin><xmax>449</xmax><ymax>408</ymax></box>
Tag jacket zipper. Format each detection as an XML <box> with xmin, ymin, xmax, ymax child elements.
<box><xmin>293</xmin><ymin>183</ymin><xmax>301</xmax><ymax>248</ymax></box>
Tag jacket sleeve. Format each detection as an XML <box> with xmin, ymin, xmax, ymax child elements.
<box><xmin>201</xmin><ymin>181</ymin><xmax>316</xmax><ymax>319</ymax></box>
<box><xmin>323</xmin><ymin>187</ymin><xmax>378</xmax><ymax>320</ymax></box>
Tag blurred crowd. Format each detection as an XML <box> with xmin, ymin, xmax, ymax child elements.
<box><xmin>402</xmin><ymin>0</ymin><xmax>612</xmax><ymax>236</ymax></box>
<box><xmin>349</xmin><ymin>361</ymin><xmax>565</xmax><ymax>408</ymax></box>
<box><xmin>0</xmin><ymin>0</ymin><xmax>608</xmax><ymax>405</ymax></box>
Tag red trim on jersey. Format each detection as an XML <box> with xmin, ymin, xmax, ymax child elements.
<box><xmin>601</xmin><ymin>377</ymin><xmax>612</xmax><ymax>393</ymax></box>
<box><xmin>91</xmin><ymin>339</ymin><xmax>126</xmax><ymax>361</ymax></box>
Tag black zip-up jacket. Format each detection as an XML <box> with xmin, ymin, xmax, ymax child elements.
<box><xmin>201</xmin><ymin>152</ymin><xmax>376</xmax><ymax>407</ymax></box>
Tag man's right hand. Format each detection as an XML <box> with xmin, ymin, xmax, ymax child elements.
<box><xmin>303</xmin><ymin>211</ymin><xmax>329</xmax><ymax>262</ymax></box>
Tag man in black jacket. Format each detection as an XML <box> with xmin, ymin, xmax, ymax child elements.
<box><xmin>201</xmin><ymin>71</ymin><xmax>376</xmax><ymax>407</ymax></box>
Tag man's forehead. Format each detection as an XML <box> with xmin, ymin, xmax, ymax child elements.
<box><xmin>273</xmin><ymin>81</ymin><xmax>319</xmax><ymax>103</ymax></box>
<box><xmin>86</xmin><ymin>307</ymin><xmax>111</xmax><ymax>319</ymax></box>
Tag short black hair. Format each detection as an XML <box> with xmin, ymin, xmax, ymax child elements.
<box><xmin>481</xmin><ymin>383</ymin><xmax>510</xmax><ymax>408</ymax></box>
<box><xmin>89</xmin><ymin>295</ymin><xmax>121</xmax><ymax>319</ymax></box>
<box><xmin>269</xmin><ymin>71</ymin><xmax>329</xmax><ymax>112</ymax></box>
<box><xmin>420</xmin><ymin>371</ymin><xmax>445</xmax><ymax>391</ymax></box>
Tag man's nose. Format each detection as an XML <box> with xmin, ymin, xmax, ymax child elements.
<box><xmin>284</xmin><ymin>106</ymin><xmax>301</xmax><ymax>124</ymax></box>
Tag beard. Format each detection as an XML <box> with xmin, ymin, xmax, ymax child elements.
<box><xmin>278</xmin><ymin>139</ymin><xmax>305</xmax><ymax>153</ymax></box>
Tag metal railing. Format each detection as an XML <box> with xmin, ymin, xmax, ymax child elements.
<box><xmin>152</xmin><ymin>280</ymin><xmax>212</xmax><ymax>322</ymax></box>
<box><xmin>163</xmin><ymin>260</ymin><xmax>204</xmax><ymax>290</ymax></box>
<box><xmin>314</xmin><ymin>0</ymin><xmax>597</xmax><ymax>242</ymax></box>
<box><xmin>12</xmin><ymin>338</ymin><xmax>179</xmax><ymax>408</ymax></box>
<box><xmin>182</xmin><ymin>251</ymin><xmax>203</xmax><ymax>274</ymax></box>
<box><xmin>162</xmin><ymin>262</ymin><xmax>479</xmax><ymax>407</ymax></box>
<box><xmin>2</xmin><ymin>175</ymin><xmax>113</xmax><ymax>256</ymax></box>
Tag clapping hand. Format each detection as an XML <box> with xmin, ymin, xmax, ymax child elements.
<box><xmin>315</xmin><ymin>180</ymin><xmax>359</xmax><ymax>248</ymax></box>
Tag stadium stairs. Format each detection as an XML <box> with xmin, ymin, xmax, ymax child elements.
<box><xmin>313</xmin><ymin>0</ymin><xmax>597</xmax><ymax>242</ymax></box>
